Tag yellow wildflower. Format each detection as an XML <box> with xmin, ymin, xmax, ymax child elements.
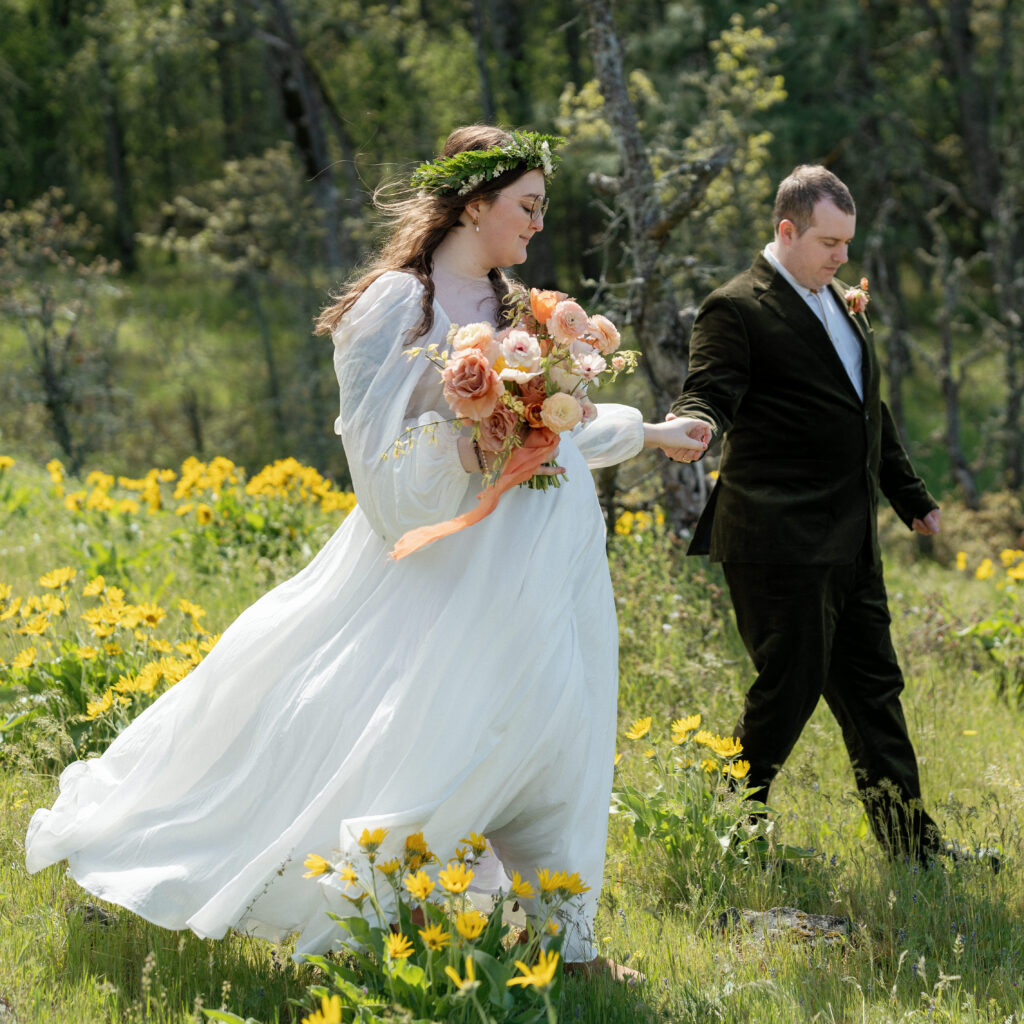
<box><xmin>999</xmin><ymin>548</ymin><xmax>1023</xmax><ymax>567</ymax></box>
<box><xmin>0</xmin><ymin>597</ymin><xmax>22</xmax><ymax>620</ymax></box>
<box><xmin>671</xmin><ymin>713</ymin><xmax>702</xmax><ymax>743</ymax></box>
<box><xmin>103</xmin><ymin>641</ymin><xmax>122</xmax><ymax>656</ymax></box>
<box><xmin>624</xmin><ymin>716</ymin><xmax>652</xmax><ymax>740</ymax></box>
<box><xmin>357</xmin><ymin>827</ymin><xmax>389</xmax><ymax>853</ymax></box>
<box><xmin>338</xmin><ymin>866</ymin><xmax>358</xmax><ymax>884</ymax></box>
<box><xmin>375</xmin><ymin>858</ymin><xmax>401</xmax><ymax>877</ymax></box>
<box><xmin>39</xmin><ymin>567</ymin><xmax>76</xmax><ymax>589</ymax></box>
<box><xmin>1008</xmin><ymin>563</ymin><xmax>1024</xmax><ymax>581</ymax></box>
<box><xmin>613</xmin><ymin>751</ymin><xmax>622</xmax><ymax>766</ymax></box>
<box><xmin>88</xmin><ymin>622</ymin><xmax>115</xmax><ymax>639</ymax></box>
<box><xmin>404</xmin><ymin>831</ymin><xmax>433</xmax><ymax>868</ymax></box>
<box><xmin>198</xmin><ymin>633</ymin><xmax>220</xmax><ymax>652</ymax></box>
<box><xmin>384</xmin><ymin>932</ymin><xmax>414</xmax><ymax>960</ymax></box>
<box><xmin>975</xmin><ymin>559</ymin><xmax>994</xmax><ymax>580</ymax></box>
<box><xmin>16</xmin><ymin>615</ymin><xmax>49</xmax><ymax>636</ymax></box>
<box><xmin>728</xmin><ymin>759</ymin><xmax>751</xmax><ymax>779</ymax></box>
<box><xmin>460</xmin><ymin>832</ymin><xmax>488</xmax><ymax>856</ymax></box>
<box><xmin>454</xmin><ymin>908</ymin><xmax>487</xmax><ymax>940</ymax></box>
<box><xmin>302</xmin><ymin>854</ymin><xmax>331</xmax><ymax>878</ymax></box>
<box><xmin>0</xmin><ymin>455</ymin><xmax>14</xmax><ymax>470</ymax></box>
<box><xmin>12</xmin><ymin>647</ymin><xmax>37</xmax><ymax>670</ymax></box>
<box><xmin>0</xmin><ymin>584</ymin><xmax>9</xmax><ymax>602</ymax></box>
<box><xmin>445</xmin><ymin>955</ymin><xmax>478</xmax><ymax>993</ymax></box>
<box><xmin>76</xmin><ymin>645</ymin><xmax>99</xmax><ymax>660</ymax></box>
<box><xmin>302</xmin><ymin>993</ymin><xmax>342</xmax><ymax>1024</ymax></box>
<box><xmin>545</xmin><ymin>919</ymin><xmax>560</xmax><ymax>935</ymax></box>
<box><xmin>536</xmin><ymin>868</ymin><xmax>560</xmax><ymax>893</ymax></box>
<box><xmin>507</xmin><ymin>950</ymin><xmax>559</xmax><ymax>989</ymax></box>
<box><xmin>404</xmin><ymin>870</ymin><xmax>435</xmax><ymax>902</ymax></box>
<box><xmin>135</xmin><ymin>603</ymin><xmax>166</xmax><ymax>628</ymax></box>
<box><xmin>701</xmin><ymin>758</ymin><xmax>718</xmax><ymax>773</ymax></box>
<box><xmin>178</xmin><ymin>598</ymin><xmax>207</xmax><ymax>621</ymax></box>
<box><xmin>117</xmin><ymin>499</ymin><xmax>140</xmax><ymax>515</ymax></box>
<box><xmin>510</xmin><ymin>871</ymin><xmax>534</xmax><ymax>899</ymax></box>
<box><xmin>555</xmin><ymin>871</ymin><xmax>590</xmax><ymax>896</ymax></box>
<box><xmin>955</xmin><ymin>551</ymin><xmax>968</xmax><ymax>571</ymax></box>
<box><xmin>195</xmin><ymin>503</ymin><xmax>214</xmax><ymax>525</ymax></box>
<box><xmin>709</xmin><ymin>734</ymin><xmax>743</xmax><ymax>758</ymax></box>
<box><xmin>85</xmin><ymin>690</ymin><xmax>115</xmax><ymax>719</ymax></box>
<box><xmin>40</xmin><ymin>594</ymin><xmax>66</xmax><ymax>615</ymax></box>
<box><xmin>438</xmin><ymin>861</ymin><xmax>474</xmax><ymax>894</ymax></box>
<box><xmin>46</xmin><ymin>458</ymin><xmax>64</xmax><ymax>483</ymax></box>
<box><xmin>693</xmin><ymin>729</ymin><xmax>715</xmax><ymax>747</ymax></box>
<box><xmin>419</xmin><ymin>922</ymin><xmax>450</xmax><ymax>951</ymax></box>
<box><xmin>148</xmin><ymin>638</ymin><xmax>173</xmax><ymax>654</ymax></box>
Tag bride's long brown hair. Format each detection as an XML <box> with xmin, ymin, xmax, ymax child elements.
<box><xmin>314</xmin><ymin>125</ymin><xmax>531</xmax><ymax>341</ymax></box>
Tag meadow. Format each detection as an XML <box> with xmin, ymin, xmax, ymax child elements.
<box><xmin>1</xmin><ymin>452</ymin><xmax>1022</xmax><ymax>1024</ymax></box>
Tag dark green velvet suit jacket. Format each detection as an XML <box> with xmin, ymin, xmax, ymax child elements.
<box><xmin>671</xmin><ymin>254</ymin><xmax>937</xmax><ymax>565</ymax></box>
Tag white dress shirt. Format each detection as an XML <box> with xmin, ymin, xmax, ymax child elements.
<box><xmin>763</xmin><ymin>244</ymin><xmax>864</xmax><ymax>401</ymax></box>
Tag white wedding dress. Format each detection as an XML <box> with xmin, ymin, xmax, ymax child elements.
<box><xmin>25</xmin><ymin>271</ymin><xmax>644</xmax><ymax>962</ymax></box>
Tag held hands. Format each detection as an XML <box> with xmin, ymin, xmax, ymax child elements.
<box><xmin>645</xmin><ymin>413</ymin><xmax>712</xmax><ymax>463</ymax></box>
<box><xmin>911</xmin><ymin>508</ymin><xmax>941</xmax><ymax>535</ymax></box>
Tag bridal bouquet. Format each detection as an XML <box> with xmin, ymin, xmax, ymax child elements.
<box><xmin>388</xmin><ymin>288</ymin><xmax>637</xmax><ymax>560</ymax></box>
<box><xmin>412</xmin><ymin>288</ymin><xmax>638</xmax><ymax>488</ymax></box>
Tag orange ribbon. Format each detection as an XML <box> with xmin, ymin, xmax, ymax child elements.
<box><xmin>390</xmin><ymin>428</ymin><xmax>560</xmax><ymax>560</ymax></box>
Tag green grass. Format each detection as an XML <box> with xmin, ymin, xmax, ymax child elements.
<box><xmin>1</xmin><ymin>454</ymin><xmax>1023</xmax><ymax>1023</ymax></box>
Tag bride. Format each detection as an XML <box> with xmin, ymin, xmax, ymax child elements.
<box><xmin>26</xmin><ymin>124</ymin><xmax>710</xmax><ymax>974</ymax></box>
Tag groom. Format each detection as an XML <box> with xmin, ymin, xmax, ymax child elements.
<box><xmin>668</xmin><ymin>164</ymin><xmax>944</xmax><ymax>861</ymax></box>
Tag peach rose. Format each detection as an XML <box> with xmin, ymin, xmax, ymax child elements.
<box><xmin>547</xmin><ymin>300</ymin><xmax>589</xmax><ymax>347</ymax></box>
<box><xmin>587</xmin><ymin>314</ymin><xmax>620</xmax><ymax>355</ymax></box>
<box><xmin>540</xmin><ymin>392</ymin><xmax>583</xmax><ymax>433</ymax></box>
<box><xmin>442</xmin><ymin>349</ymin><xmax>504</xmax><ymax>421</ymax></box>
<box><xmin>530</xmin><ymin>288</ymin><xmax>568</xmax><ymax>324</ymax></box>
<box><xmin>477</xmin><ymin>401</ymin><xmax>519</xmax><ymax>453</ymax></box>
<box><xmin>611</xmin><ymin>355</ymin><xmax>626</xmax><ymax>372</ymax></box>
<box><xmin>451</xmin><ymin>322</ymin><xmax>501</xmax><ymax>365</ymax></box>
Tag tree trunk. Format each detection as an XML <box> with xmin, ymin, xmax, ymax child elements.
<box><xmin>97</xmin><ymin>51</ymin><xmax>136</xmax><ymax>272</ymax></box>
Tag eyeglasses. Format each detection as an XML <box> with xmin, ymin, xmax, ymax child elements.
<box><xmin>498</xmin><ymin>192</ymin><xmax>549</xmax><ymax>223</ymax></box>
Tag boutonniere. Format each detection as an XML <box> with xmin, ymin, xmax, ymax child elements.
<box><xmin>844</xmin><ymin>277</ymin><xmax>870</xmax><ymax>315</ymax></box>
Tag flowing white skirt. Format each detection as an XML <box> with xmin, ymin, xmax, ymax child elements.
<box><xmin>25</xmin><ymin>439</ymin><xmax>618</xmax><ymax>961</ymax></box>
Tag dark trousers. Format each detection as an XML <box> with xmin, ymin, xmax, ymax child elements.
<box><xmin>722</xmin><ymin>541</ymin><xmax>941</xmax><ymax>859</ymax></box>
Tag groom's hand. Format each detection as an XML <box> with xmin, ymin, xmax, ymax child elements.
<box><xmin>911</xmin><ymin>508</ymin><xmax>941</xmax><ymax>535</ymax></box>
<box><xmin>660</xmin><ymin>413</ymin><xmax>712</xmax><ymax>463</ymax></box>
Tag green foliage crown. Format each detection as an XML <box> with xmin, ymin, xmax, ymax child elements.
<box><xmin>410</xmin><ymin>131</ymin><xmax>564</xmax><ymax>197</ymax></box>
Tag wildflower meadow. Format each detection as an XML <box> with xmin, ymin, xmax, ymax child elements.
<box><xmin>1</xmin><ymin>453</ymin><xmax>1022</xmax><ymax>1023</ymax></box>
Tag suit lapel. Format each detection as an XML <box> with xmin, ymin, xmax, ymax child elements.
<box><xmin>752</xmin><ymin>256</ymin><xmax>862</xmax><ymax>400</ymax></box>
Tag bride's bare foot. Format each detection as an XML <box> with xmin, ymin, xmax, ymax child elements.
<box><xmin>564</xmin><ymin>956</ymin><xmax>645</xmax><ymax>985</ymax></box>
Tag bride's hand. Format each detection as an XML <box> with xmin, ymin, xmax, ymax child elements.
<box><xmin>643</xmin><ymin>414</ymin><xmax>712</xmax><ymax>463</ymax></box>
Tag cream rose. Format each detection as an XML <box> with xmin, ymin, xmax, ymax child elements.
<box><xmin>442</xmin><ymin>349</ymin><xmax>504</xmax><ymax>421</ymax></box>
<box><xmin>540</xmin><ymin>392</ymin><xmax>583</xmax><ymax>433</ymax></box>
<box><xmin>451</xmin><ymin>322</ymin><xmax>501</xmax><ymax>365</ymax></box>
<box><xmin>587</xmin><ymin>314</ymin><xmax>621</xmax><ymax>355</ymax></box>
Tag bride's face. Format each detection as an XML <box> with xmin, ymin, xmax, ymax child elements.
<box><xmin>475</xmin><ymin>169</ymin><xmax>546</xmax><ymax>267</ymax></box>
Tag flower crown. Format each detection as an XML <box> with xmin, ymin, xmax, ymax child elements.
<box><xmin>410</xmin><ymin>131</ymin><xmax>564</xmax><ymax>197</ymax></box>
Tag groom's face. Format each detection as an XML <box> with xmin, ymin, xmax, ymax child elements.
<box><xmin>777</xmin><ymin>199</ymin><xmax>857</xmax><ymax>292</ymax></box>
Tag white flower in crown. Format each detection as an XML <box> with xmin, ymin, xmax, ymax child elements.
<box><xmin>540</xmin><ymin>141</ymin><xmax>553</xmax><ymax>176</ymax></box>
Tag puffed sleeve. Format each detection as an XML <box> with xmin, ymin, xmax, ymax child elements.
<box><xmin>571</xmin><ymin>403</ymin><xmax>645</xmax><ymax>468</ymax></box>
<box><xmin>332</xmin><ymin>271</ymin><xmax>471</xmax><ymax>542</ymax></box>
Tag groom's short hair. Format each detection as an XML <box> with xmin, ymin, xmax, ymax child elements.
<box><xmin>773</xmin><ymin>165</ymin><xmax>855</xmax><ymax>235</ymax></box>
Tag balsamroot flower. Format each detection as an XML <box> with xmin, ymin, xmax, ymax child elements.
<box><xmin>507</xmin><ymin>949</ymin><xmax>560</xmax><ymax>989</ymax></box>
<box><xmin>302</xmin><ymin>853</ymin><xmax>331</xmax><ymax>878</ymax></box>
<box><xmin>455</xmin><ymin>908</ymin><xmax>487</xmax><ymax>940</ymax></box>
<box><xmin>438</xmin><ymin>861</ymin><xmax>474</xmax><ymax>894</ymax></box>
<box><xmin>419</xmin><ymin>923</ymin><xmax>450</xmax><ymax>950</ymax></box>
<box><xmin>404</xmin><ymin>869</ymin><xmax>435</xmax><ymax>902</ymax></box>
<box><xmin>385</xmin><ymin>932</ymin><xmax>414</xmax><ymax>959</ymax></box>
<box><xmin>624</xmin><ymin>717</ymin><xmax>652</xmax><ymax>740</ymax></box>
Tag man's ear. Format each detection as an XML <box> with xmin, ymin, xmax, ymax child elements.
<box><xmin>777</xmin><ymin>218</ymin><xmax>797</xmax><ymax>245</ymax></box>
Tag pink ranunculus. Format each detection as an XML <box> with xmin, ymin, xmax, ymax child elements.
<box><xmin>442</xmin><ymin>349</ymin><xmax>504</xmax><ymax>421</ymax></box>
<box><xmin>587</xmin><ymin>314</ymin><xmax>621</xmax><ymax>355</ymax></box>
<box><xmin>548</xmin><ymin>300</ymin><xmax>589</xmax><ymax>347</ymax></box>
<box><xmin>844</xmin><ymin>287</ymin><xmax>869</xmax><ymax>315</ymax></box>
<box><xmin>477</xmin><ymin>401</ymin><xmax>519</xmax><ymax>452</ymax></box>
<box><xmin>579</xmin><ymin>396</ymin><xmax>598</xmax><ymax>425</ymax></box>
<box><xmin>451</xmin><ymin>322</ymin><xmax>501</xmax><ymax>365</ymax></box>
<box><xmin>540</xmin><ymin>392</ymin><xmax>583</xmax><ymax>433</ymax></box>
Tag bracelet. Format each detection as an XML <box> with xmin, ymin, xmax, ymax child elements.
<box><xmin>472</xmin><ymin>438</ymin><xmax>486</xmax><ymax>473</ymax></box>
